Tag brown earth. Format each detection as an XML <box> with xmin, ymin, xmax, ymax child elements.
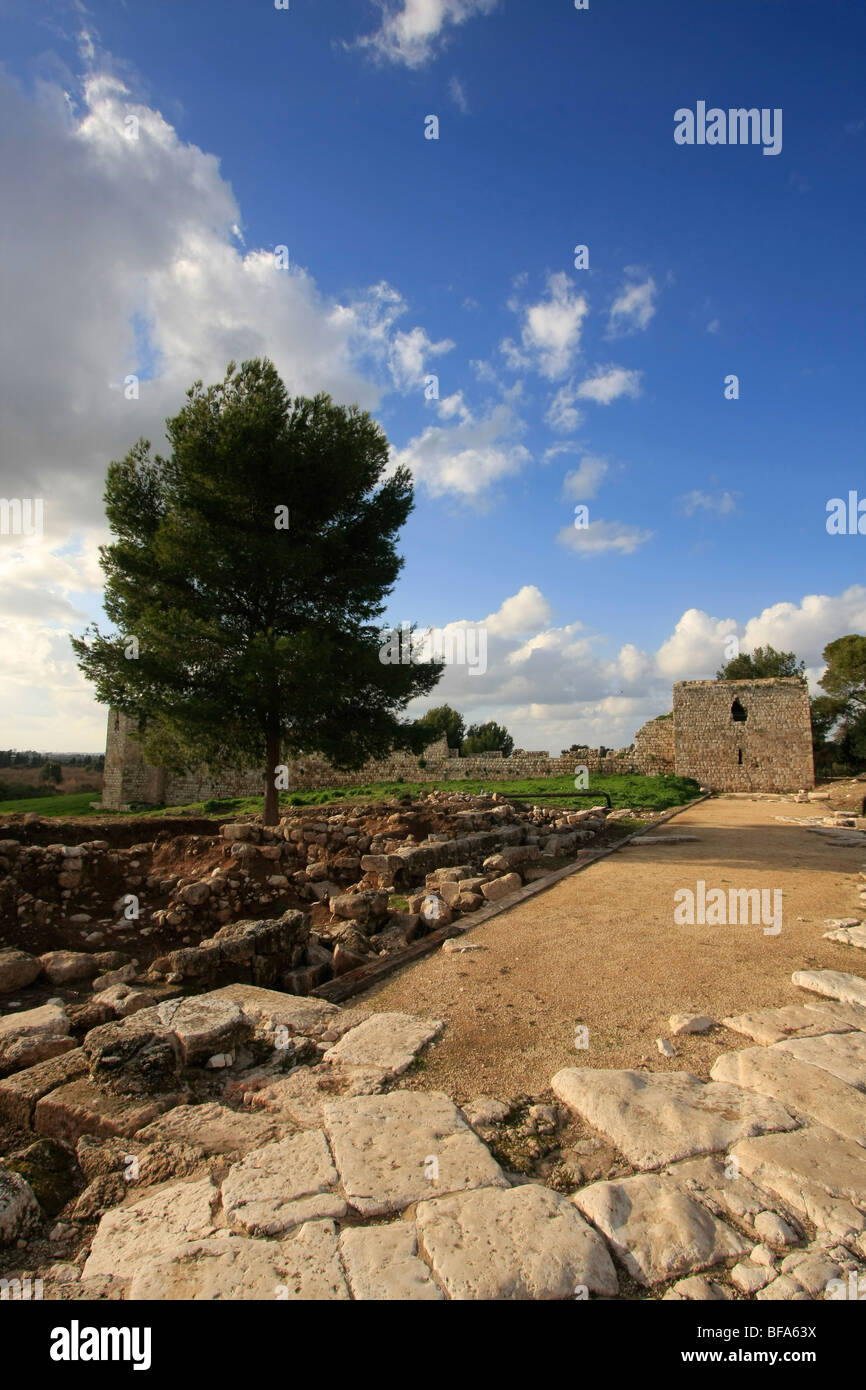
<box><xmin>362</xmin><ymin>795</ymin><xmax>866</xmax><ymax>1103</ymax></box>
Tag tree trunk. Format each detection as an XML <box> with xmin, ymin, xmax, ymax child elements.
<box><xmin>263</xmin><ymin>727</ymin><xmax>281</xmax><ymax>826</ymax></box>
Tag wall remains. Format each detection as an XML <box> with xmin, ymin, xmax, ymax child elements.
<box><xmin>101</xmin><ymin>711</ymin><xmax>645</xmax><ymax>810</ymax></box>
<box><xmin>673</xmin><ymin>678</ymin><xmax>814</xmax><ymax>792</ymax></box>
<box><xmin>102</xmin><ymin>679</ymin><xmax>815</xmax><ymax>808</ymax></box>
<box><xmin>633</xmin><ymin>714</ymin><xmax>676</xmax><ymax>772</ymax></box>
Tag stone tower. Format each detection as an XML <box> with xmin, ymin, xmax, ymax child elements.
<box><xmin>672</xmin><ymin>678</ymin><xmax>814</xmax><ymax>792</ymax></box>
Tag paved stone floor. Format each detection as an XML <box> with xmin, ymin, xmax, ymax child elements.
<box><xmin>4</xmin><ymin>795</ymin><xmax>866</xmax><ymax>1300</ymax></box>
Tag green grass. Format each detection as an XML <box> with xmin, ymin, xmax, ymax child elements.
<box><xmin>0</xmin><ymin>774</ymin><xmax>701</xmax><ymax>820</ymax></box>
<box><xmin>0</xmin><ymin>792</ymin><xmax>104</xmax><ymax>816</ymax></box>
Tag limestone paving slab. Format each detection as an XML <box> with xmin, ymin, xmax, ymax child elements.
<box><xmin>322</xmin><ymin>1089</ymin><xmax>508</xmax><ymax>1217</ymax></box>
<box><xmin>754</xmin><ymin>1274</ymin><xmax>811</xmax><ymax>1300</ymax></box>
<box><xmin>730</xmin><ymin>1126</ymin><xmax>866</xmax><ymax>1243</ymax></box>
<box><xmin>803</xmin><ymin>999</ymin><xmax>866</xmax><ymax>1030</ymax></box>
<box><xmin>0</xmin><ymin>1048</ymin><xmax>87</xmax><ymax>1129</ymax></box>
<box><xmin>322</xmin><ymin>1011</ymin><xmax>444</xmax><ymax>1079</ymax></box>
<box><xmin>34</xmin><ymin>1078</ymin><xmax>179</xmax><ymax>1146</ymax></box>
<box><xmin>775</xmin><ymin>1031</ymin><xmax>866</xmax><ymax>1091</ymax></box>
<box><xmin>157</xmin><ymin>996</ymin><xmax>252</xmax><ymax>1064</ymax></box>
<box><xmin>129</xmin><ymin>1220</ymin><xmax>350</xmax><ymax>1301</ymax></box>
<box><xmin>339</xmin><ymin>1223</ymin><xmax>444</xmax><ymax>1301</ymax></box>
<box><xmin>551</xmin><ymin>1067</ymin><xmax>797</xmax><ymax>1170</ymax></box>
<box><xmin>823</xmin><ymin>924</ymin><xmax>866</xmax><ymax>950</ymax></box>
<box><xmin>662</xmin><ymin>1155</ymin><xmax>800</xmax><ymax>1241</ymax></box>
<box><xmin>663</xmin><ymin>1276</ymin><xmax>734</xmax><ymax>1301</ymax></box>
<box><xmin>221</xmin><ymin>1129</ymin><xmax>346</xmax><ymax>1235</ymax></box>
<box><xmin>792</xmin><ymin>969</ymin><xmax>866</xmax><ymax>1010</ymax></box>
<box><xmin>135</xmin><ymin>1101</ymin><xmax>284</xmax><ymax>1156</ymax></box>
<box><xmin>721</xmin><ymin>1004</ymin><xmax>855</xmax><ymax>1046</ymax></box>
<box><xmin>779</xmin><ymin>1249</ymin><xmax>850</xmax><ymax>1298</ymax></box>
<box><xmin>711</xmin><ymin>1045</ymin><xmax>866</xmax><ymax>1143</ymax></box>
<box><xmin>415</xmin><ymin>1183</ymin><xmax>618</xmax><ymax>1300</ymax></box>
<box><xmin>247</xmin><ymin>1063</ymin><xmax>387</xmax><ymax>1129</ymax></box>
<box><xmin>573</xmin><ymin>1172</ymin><xmax>749</xmax><ymax>1287</ymax></box>
<box><xmin>82</xmin><ymin>1176</ymin><xmax>219</xmax><ymax>1281</ymax></box>
<box><xmin>209</xmin><ymin>984</ymin><xmax>340</xmax><ymax>1037</ymax></box>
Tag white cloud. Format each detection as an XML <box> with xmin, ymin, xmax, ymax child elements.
<box><xmin>706</xmin><ymin>318</ymin><xmax>720</xmax><ymax>335</ymax></box>
<box><xmin>0</xmin><ymin>62</ymin><xmax>464</xmax><ymax>748</ymax></box>
<box><xmin>557</xmin><ymin>518</ymin><xmax>653</xmax><ymax>557</ymax></box>
<box><xmin>409</xmin><ymin>585</ymin><xmax>866</xmax><ymax>755</ymax></box>
<box><xmin>561</xmin><ymin>455</ymin><xmax>608</xmax><ymax>501</ymax></box>
<box><xmin>388</xmin><ymin>325</ymin><xmax>455</xmax><ymax>390</ymax></box>
<box><xmin>741</xmin><ymin>588</ymin><xmax>866</xmax><ymax>676</ymax></box>
<box><xmin>449</xmin><ymin>76</ymin><xmax>469</xmax><ymax>113</ymax></box>
<box><xmin>485</xmin><ymin>585</ymin><xmax>553</xmax><ymax>637</ymax></box>
<box><xmin>353</xmin><ymin>0</ymin><xmax>500</xmax><ymax>68</ymax></box>
<box><xmin>679</xmin><ymin>490</ymin><xmax>739</xmax><ymax>517</ymax></box>
<box><xmin>654</xmin><ymin>609</ymin><xmax>740</xmax><ymax>679</ymax></box>
<box><xmin>545</xmin><ymin>381</ymin><xmax>584</xmax><ymax>433</ymax></box>
<box><xmin>389</xmin><ymin>399</ymin><xmax>530</xmax><ymax>502</ymax></box>
<box><xmin>576</xmin><ymin>365</ymin><xmax>642</xmax><ymax>405</ymax></box>
<box><xmin>503</xmin><ymin>272</ymin><xmax>588</xmax><ymax>380</ymax></box>
<box><xmin>607</xmin><ymin>276</ymin><xmax>657</xmax><ymax>336</ymax></box>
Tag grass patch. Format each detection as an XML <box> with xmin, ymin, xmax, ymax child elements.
<box><xmin>0</xmin><ymin>792</ymin><xmax>104</xmax><ymax>816</ymax></box>
<box><xmin>0</xmin><ymin>774</ymin><xmax>700</xmax><ymax>820</ymax></box>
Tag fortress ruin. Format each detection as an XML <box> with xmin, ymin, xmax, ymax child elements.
<box><xmin>101</xmin><ymin>677</ymin><xmax>814</xmax><ymax>810</ymax></box>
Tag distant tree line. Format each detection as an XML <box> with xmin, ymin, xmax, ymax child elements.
<box><xmin>0</xmin><ymin>751</ymin><xmax>104</xmax><ymax>770</ymax></box>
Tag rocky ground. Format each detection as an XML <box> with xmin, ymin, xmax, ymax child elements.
<box><xmin>1</xmin><ymin>786</ymin><xmax>866</xmax><ymax>1300</ymax></box>
<box><xmin>0</xmin><ymin>792</ymin><xmax>648</xmax><ymax>1011</ymax></box>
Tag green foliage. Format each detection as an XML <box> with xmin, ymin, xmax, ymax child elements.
<box><xmin>40</xmin><ymin>762</ymin><xmax>62</xmax><ymax>784</ymax></box>
<box><xmin>462</xmin><ymin>720</ymin><xmax>514</xmax><ymax>757</ymax></box>
<box><xmin>716</xmin><ymin>645</ymin><xmax>806</xmax><ymax>680</ymax></box>
<box><xmin>819</xmin><ymin>635</ymin><xmax>866</xmax><ymax>710</ymax></box>
<box><xmin>71</xmin><ymin>358</ymin><xmax>443</xmax><ymax>823</ymax></box>
<box><xmin>0</xmin><ymin>780</ymin><xmax>49</xmax><ymax>803</ymax></box>
<box><xmin>812</xmin><ymin>635</ymin><xmax>866</xmax><ymax>772</ymax></box>
<box><xmin>415</xmin><ymin>704</ymin><xmax>465</xmax><ymax>751</ymax></box>
<box><xmin>0</xmin><ymin>792</ymin><xmax>101</xmax><ymax>815</ymax></box>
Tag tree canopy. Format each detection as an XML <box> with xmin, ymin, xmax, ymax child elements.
<box><xmin>415</xmin><ymin>704</ymin><xmax>465</xmax><ymax>751</ymax></box>
<box><xmin>462</xmin><ymin>720</ymin><xmax>514</xmax><ymax>758</ymax></box>
<box><xmin>814</xmin><ymin>634</ymin><xmax>866</xmax><ymax>770</ymax></box>
<box><xmin>72</xmin><ymin>358</ymin><xmax>442</xmax><ymax>822</ymax></box>
<box><xmin>716</xmin><ymin>644</ymin><xmax>806</xmax><ymax>680</ymax></box>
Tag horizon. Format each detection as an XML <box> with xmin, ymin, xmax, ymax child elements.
<box><xmin>1</xmin><ymin>0</ymin><xmax>865</xmax><ymax>755</ymax></box>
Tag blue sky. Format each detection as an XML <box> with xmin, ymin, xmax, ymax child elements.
<box><xmin>1</xmin><ymin>0</ymin><xmax>865</xmax><ymax>752</ymax></box>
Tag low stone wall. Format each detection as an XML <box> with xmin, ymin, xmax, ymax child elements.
<box><xmin>102</xmin><ymin>711</ymin><xmax>645</xmax><ymax>810</ymax></box>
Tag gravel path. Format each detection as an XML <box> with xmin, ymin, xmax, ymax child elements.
<box><xmin>362</xmin><ymin>796</ymin><xmax>866</xmax><ymax>1102</ymax></box>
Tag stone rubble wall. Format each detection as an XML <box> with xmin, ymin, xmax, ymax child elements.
<box><xmin>102</xmin><ymin>711</ymin><xmax>647</xmax><ymax>810</ymax></box>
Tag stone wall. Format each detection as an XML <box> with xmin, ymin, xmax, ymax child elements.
<box><xmin>101</xmin><ymin>711</ymin><xmax>646</xmax><ymax>810</ymax></box>
<box><xmin>633</xmin><ymin>715</ymin><xmax>675</xmax><ymax>772</ymax></box>
<box><xmin>672</xmin><ymin>679</ymin><xmax>814</xmax><ymax>792</ymax></box>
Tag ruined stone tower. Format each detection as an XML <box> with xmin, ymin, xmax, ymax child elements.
<box><xmin>672</xmin><ymin>678</ymin><xmax>814</xmax><ymax>792</ymax></box>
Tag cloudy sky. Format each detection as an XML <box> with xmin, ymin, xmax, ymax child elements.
<box><xmin>2</xmin><ymin>0</ymin><xmax>866</xmax><ymax>754</ymax></box>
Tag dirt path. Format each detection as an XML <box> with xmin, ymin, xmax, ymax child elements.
<box><xmin>362</xmin><ymin>796</ymin><xmax>866</xmax><ymax>1102</ymax></box>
